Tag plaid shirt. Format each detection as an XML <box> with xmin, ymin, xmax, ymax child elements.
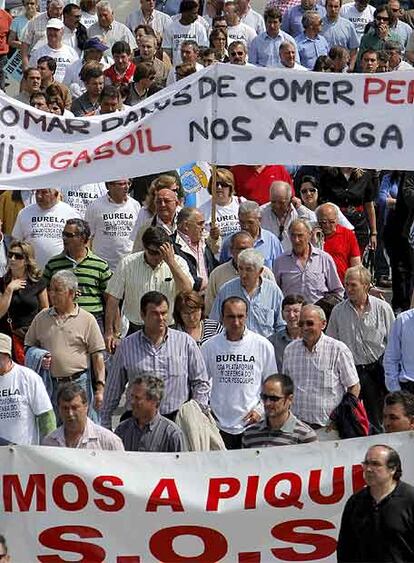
<box><xmin>282</xmin><ymin>333</ymin><xmax>359</xmax><ymax>426</ymax></box>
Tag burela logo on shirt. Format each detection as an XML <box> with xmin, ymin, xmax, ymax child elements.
<box><xmin>216</xmin><ymin>354</ymin><xmax>255</xmax><ymax>385</ymax></box>
<box><xmin>30</xmin><ymin>217</ymin><xmax>66</xmax><ymax>238</ymax></box>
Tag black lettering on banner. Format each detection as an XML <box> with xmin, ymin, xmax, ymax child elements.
<box><xmin>155</xmin><ymin>99</ymin><xmax>171</xmax><ymax>111</ymax></box>
<box><xmin>211</xmin><ymin>119</ymin><xmax>229</xmax><ymax>140</ymax></box>
<box><xmin>217</xmin><ymin>75</ymin><xmax>237</xmax><ymax>98</ymax></box>
<box><xmin>199</xmin><ymin>77</ymin><xmax>216</xmax><ymax>99</ymax></box>
<box><xmin>101</xmin><ymin>117</ymin><xmax>123</xmax><ymax>132</ymax></box>
<box><xmin>313</xmin><ymin>81</ymin><xmax>330</xmax><ymax>105</ymax></box>
<box><xmin>350</xmin><ymin>122</ymin><xmax>375</xmax><ymax>147</ymax></box>
<box><xmin>269</xmin><ymin>79</ymin><xmax>290</xmax><ymax>101</ymax></box>
<box><xmin>172</xmin><ymin>85</ymin><xmax>192</xmax><ymax>106</ymax></box>
<box><xmin>23</xmin><ymin>110</ymin><xmax>47</xmax><ymax>131</ymax></box>
<box><xmin>232</xmin><ymin>117</ymin><xmax>252</xmax><ymax>141</ymax></box>
<box><xmin>332</xmin><ymin>81</ymin><xmax>354</xmax><ymax>105</ymax></box>
<box><xmin>295</xmin><ymin>121</ymin><xmax>317</xmax><ymax>142</ymax></box>
<box><xmin>269</xmin><ymin>118</ymin><xmax>293</xmax><ymax>142</ymax></box>
<box><xmin>189</xmin><ymin>116</ymin><xmax>252</xmax><ymax>142</ymax></box>
<box><xmin>124</xmin><ymin>111</ymin><xmax>139</xmax><ymax>127</ymax></box>
<box><xmin>291</xmin><ymin>80</ymin><xmax>313</xmax><ymax>104</ymax></box>
<box><xmin>380</xmin><ymin>124</ymin><xmax>403</xmax><ymax>149</ymax></box>
<box><xmin>0</xmin><ymin>105</ymin><xmax>19</xmax><ymax>127</ymax></box>
<box><xmin>245</xmin><ymin>76</ymin><xmax>266</xmax><ymax>99</ymax></box>
<box><xmin>324</xmin><ymin>123</ymin><xmax>346</xmax><ymax>147</ymax></box>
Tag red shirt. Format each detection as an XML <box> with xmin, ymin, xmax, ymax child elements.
<box><xmin>104</xmin><ymin>61</ymin><xmax>136</xmax><ymax>85</ymax></box>
<box><xmin>231</xmin><ymin>165</ymin><xmax>293</xmax><ymax>205</ymax></box>
<box><xmin>323</xmin><ymin>224</ymin><xmax>360</xmax><ymax>283</ymax></box>
<box><xmin>0</xmin><ymin>10</ymin><xmax>12</xmax><ymax>55</ymax></box>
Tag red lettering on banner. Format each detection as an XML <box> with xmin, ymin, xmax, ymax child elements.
<box><xmin>206</xmin><ymin>477</ymin><xmax>241</xmax><ymax>511</ymax></box>
<box><xmin>146</xmin><ymin>479</ymin><xmax>184</xmax><ymax>512</ymax></box>
<box><xmin>52</xmin><ymin>475</ymin><xmax>88</xmax><ymax>511</ymax></box>
<box><xmin>3</xmin><ymin>474</ymin><xmax>46</xmax><ymax>512</ymax></box>
<box><xmin>149</xmin><ymin>526</ymin><xmax>228</xmax><ymax>562</ymax></box>
<box><xmin>352</xmin><ymin>464</ymin><xmax>365</xmax><ymax>492</ymax></box>
<box><xmin>363</xmin><ymin>78</ymin><xmax>414</xmax><ymax>104</ymax></box>
<box><xmin>385</xmin><ymin>81</ymin><xmax>406</xmax><ymax>104</ymax></box>
<box><xmin>264</xmin><ymin>472</ymin><xmax>304</xmax><ymax>509</ymax></box>
<box><xmin>363</xmin><ymin>78</ymin><xmax>386</xmax><ymax>103</ymax></box>
<box><xmin>145</xmin><ymin>129</ymin><xmax>172</xmax><ymax>152</ymax></box>
<box><xmin>271</xmin><ymin>519</ymin><xmax>337</xmax><ymax>561</ymax></box>
<box><xmin>38</xmin><ymin>525</ymin><xmax>105</xmax><ymax>562</ymax></box>
<box><xmin>16</xmin><ymin>149</ymin><xmax>41</xmax><ymax>172</ymax></box>
<box><xmin>245</xmin><ymin>475</ymin><xmax>260</xmax><ymax>509</ymax></box>
<box><xmin>50</xmin><ymin>151</ymin><xmax>72</xmax><ymax>170</ymax></box>
<box><xmin>72</xmin><ymin>149</ymin><xmax>92</xmax><ymax>168</ymax></box>
<box><xmin>308</xmin><ymin>467</ymin><xmax>345</xmax><ymax>504</ymax></box>
<box><xmin>93</xmin><ymin>475</ymin><xmax>125</xmax><ymax>512</ymax></box>
<box><xmin>94</xmin><ymin>141</ymin><xmax>115</xmax><ymax>160</ymax></box>
<box><xmin>238</xmin><ymin>552</ymin><xmax>261</xmax><ymax>562</ymax></box>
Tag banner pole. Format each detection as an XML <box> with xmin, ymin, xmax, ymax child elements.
<box><xmin>210</xmin><ymin>164</ymin><xmax>217</xmax><ymax>227</ymax></box>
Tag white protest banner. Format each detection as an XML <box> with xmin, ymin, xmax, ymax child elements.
<box><xmin>0</xmin><ymin>65</ymin><xmax>414</xmax><ymax>189</ymax></box>
<box><xmin>0</xmin><ymin>432</ymin><xmax>413</xmax><ymax>562</ymax></box>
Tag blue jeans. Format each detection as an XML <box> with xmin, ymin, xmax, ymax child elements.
<box><xmin>51</xmin><ymin>371</ymin><xmax>99</xmax><ymax>424</ymax></box>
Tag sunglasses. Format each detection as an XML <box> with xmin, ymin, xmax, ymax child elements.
<box><xmin>300</xmin><ymin>188</ymin><xmax>317</xmax><ymax>194</ymax></box>
<box><xmin>62</xmin><ymin>231</ymin><xmax>80</xmax><ymax>238</ymax></box>
<box><xmin>376</xmin><ymin>15</ymin><xmax>389</xmax><ymax>21</ymax></box>
<box><xmin>8</xmin><ymin>251</ymin><xmax>25</xmax><ymax>260</ymax></box>
<box><xmin>260</xmin><ymin>393</ymin><xmax>285</xmax><ymax>403</ymax></box>
<box><xmin>217</xmin><ymin>181</ymin><xmax>232</xmax><ymax>188</ymax></box>
<box><xmin>230</xmin><ymin>51</ymin><xmax>245</xmax><ymax>56</ymax></box>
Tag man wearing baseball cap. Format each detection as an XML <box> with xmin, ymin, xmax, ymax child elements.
<box><xmin>0</xmin><ymin>333</ymin><xmax>55</xmax><ymax>445</ymax></box>
<box><xmin>29</xmin><ymin>17</ymin><xmax>80</xmax><ymax>82</ymax></box>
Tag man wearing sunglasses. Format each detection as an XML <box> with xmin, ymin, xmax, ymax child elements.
<box><xmin>242</xmin><ymin>373</ymin><xmax>317</xmax><ymax>448</ymax></box>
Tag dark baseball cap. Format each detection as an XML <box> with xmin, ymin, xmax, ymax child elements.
<box><xmin>84</xmin><ymin>37</ymin><xmax>108</xmax><ymax>52</ymax></box>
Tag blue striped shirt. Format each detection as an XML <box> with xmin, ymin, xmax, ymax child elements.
<box><xmin>209</xmin><ymin>277</ymin><xmax>285</xmax><ymax>337</ymax></box>
<box><xmin>101</xmin><ymin>328</ymin><xmax>210</xmax><ymax>428</ymax></box>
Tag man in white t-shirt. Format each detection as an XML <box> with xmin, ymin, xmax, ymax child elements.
<box><xmin>12</xmin><ymin>188</ymin><xmax>81</xmax><ymax>268</ymax></box>
<box><xmin>224</xmin><ymin>0</ymin><xmax>257</xmax><ymax>47</ymax></box>
<box><xmin>162</xmin><ymin>0</ymin><xmax>208</xmax><ymax>65</ymax></box>
<box><xmin>201</xmin><ymin>296</ymin><xmax>277</xmax><ymax>449</ymax></box>
<box><xmin>60</xmin><ymin>183</ymin><xmax>107</xmax><ymax>218</ymax></box>
<box><xmin>340</xmin><ymin>0</ymin><xmax>375</xmax><ymax>39</ymax></box>
<box><xmin>0</xmin><ymin>333</ymin><xmax>55</xmax><ymax>445</ymax></box>
<box><xmin>29</xmin><ymin>17</ymin><xmax>79</xmax><ymax>82</ymax></box>
<box><xmin>85</xmin><ymin>178</ymin><xmax>141</xmax><ymax>271</ymax></box>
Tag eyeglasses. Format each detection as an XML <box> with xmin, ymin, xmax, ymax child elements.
<box><xmin>300</xmin><ymin>188</ymin><xmax>317</xmax><ymax>195</ymax></box>
<box><xmin>376</xmin><ymin>15</ymin><xmax>389</xmax><ymax>21</ymax></box>
<box><xmin>361</xmin><ymin>460</ymin><xmax>386</xmax><ymax>468</ymax></box>
<box><xmin>298</xmin><ymin>320</ymin><xmax>315</xmax><ymax>327</ymax></box>
<box><xmin>217</xmin><ymin>181</ymin><xmax>232</xmax><ymax>188</ymax></box>
<box><xmin>62</xmin><ymin>231</ymin><xmax>80</xmax><ymax>238</ymax></box>
<box><xmin>145</xmin><ymin>247</ymin><xmax>161</xmax><ymax>256</ymax></box>
<box><xmin>260</xmin><ymin>393</ymin><xmax>285</xmax><ymax>403</ymax></box>
<box><xmin>8</xmin><ymin>251</ymin><xmax>25</xmax><ymax>260</ymax></box>
<box><xmin>230</xmin><ymin>51</ymin><xmax>245</xmax><ymax>56</ymax></box>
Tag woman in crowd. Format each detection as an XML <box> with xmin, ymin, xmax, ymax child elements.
<box><xmin>173</xmin><ymin>291</ymin><xmax>222</xmax><ymax>346</ymax></box>
<box><xmin>0</xmin><ymin>241</ymin><xmax>48</xmax><ymax>363</ymax></box>
<box><xmin>209</xmin><ymin>28</ymin><xmax>229</xmax><ymax>62</ymax></box>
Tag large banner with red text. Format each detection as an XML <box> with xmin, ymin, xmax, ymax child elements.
<box><xmin>0</xmin><ymin>432</ymin><xmax>413</xmax><ymax>562</ymax></box>
<box><xmin>0</xmin><ymin>65</ymin><xmax>413</xmax><ymax>189</ymax></box>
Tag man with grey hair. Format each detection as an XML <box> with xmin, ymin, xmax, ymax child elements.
<box><xmin>385</xmin><ymin>40</ymin><xmax>412</xmax><ymax>70</ymax></box>
<box><xmin>261</xmin><ymin>181</ymin><xmax>316</xmax><ymax>252</ymax></box>
<box><xmin>283</xmin><ymin>303</ymin><xmax>360</xmax><ymax>439</ymax></box>
<box><xmin>296</xmin><ymin>11</ymin><xmax>329</xmax><ymax>69</ymax></box>
<box><xmin>210</xmin><ymin>248</ymin><xmax>285</xmax><ymax>337</ymax></box>
<box><xmin>87</xmin><ymin>1</ymin><xmax>137</xmax><ymax>50</ymax></box>
<box><xmin>115</xmin><ymin>374</ymin><xmax>184</xmax><ymax>452</ymax></box>
<box><xmin>220</xmin><ymin>201</ymin><xmax>284</xmax><ymax>268</ymax></box>
<box><xmin>25</xmin><ymin>270</ymin><xmax>106</xmax><ymax>418</ymax></box>
<box><xmin>278</xmin><ymin>40</ymin><xmax>308</xmax><ymax>69</ymax></box>
<box><xmin>274</xmin><ymin>218</ymin><xmax>344</xmax><ymax>303</ymax></box>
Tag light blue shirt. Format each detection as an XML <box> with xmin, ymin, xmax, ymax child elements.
<box><xmin>321</xmin><ymin>16</ymin><xmax>360</xmax><ymax>49</ymax></box>
<box><xmin>282</xmin><ymin>4</ymin><xmax>326</xmax><ymax>38</ymax></box>
<box><xmin>384</xmin><ymin>310</ymin><xmax>414</xmax><ymax>391</ymax></box>
<box><xmin>296</xmin><ymin>32</ymin><xmax>329</xmax><ymax>69</ymax></box>
<box><xmin>248</xmin><ymin>30</ymin><xmax>299</xmax><ymax>67</ymax></box>
<box><xmin>210</xmin><ymin>277</ymin><xmax>285</xmax><ymax>337</ymax></box>
<box><xmin>155</xmin><ymin>0</ymin><xmax>181</xmax><ymax>16</ymax></box>
<box><xmin>220</xmin><ymin>228</ymin><xmax>284</xmax><ymax>269</ymax></box>
<box><xmin>392</xmin><ymin>19</ymin><xmax>412</xmax><ymax>48</ymax></box>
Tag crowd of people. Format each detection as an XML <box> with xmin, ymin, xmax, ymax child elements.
<box><xmin>1</xmin><ymin>0</ymin><xmax>414</xmax><ymax>558</ymax></box>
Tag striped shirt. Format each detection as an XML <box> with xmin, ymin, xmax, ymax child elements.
<box><xmin>115</xmin><ymin>412</ymin><xmax>184</xmax><ymax>452</ymax></box>
<box><xmin>282</xmin><ymin>333</ymin><xmax>359</xmax><ymax>426</ymax></box>
<box><xmin>21</xmin><ymin>11</ymin><xmax>50</xmax><ymax>51</ymax></box>
<box><xmin>242</xmin><ymin>412</ymin><xmax>317</xmax><ymax>448</ymax></box>
<box><xmin>43</xmin><ymin>417</ymin><xmax>124</xmax><ymax>450</ymax></box>
<box><xmin>101</xmin><ymin>328</ymin><xmax>210</xmax><ymax>428</ymax></box>
<box><xmin>106</xmin><ymin>251</ymin><xmax>192</xmax><ymax>325</ymax></box>
<box><xmin>175</xmin><ymin>319</ymin><xmax>223</xmax><ymax>346</ymax></box>
<box><xmin>43</xmin><ymin>249</ymin><xmax>112</xmax><ymax>316</ymax></box>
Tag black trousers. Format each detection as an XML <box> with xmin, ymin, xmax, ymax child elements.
<box><xmin>356</xmin><ymin>360</ymin><xmax>387</xmax><ymax>431</ymax></box>
<box><xmin>219</xmin><ymin>430</ymin><xmax>243</xmax><ymax>450</ymax></box>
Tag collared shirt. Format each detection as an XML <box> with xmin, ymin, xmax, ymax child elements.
<box><xmin>242</xmin><ymin>412</ymin><xmax>317</xmax><ymax>448</ymax></box>
<box><xmin>248</xmin><ymin>29</ymin><xmax>299</xmax><ymax>67</ymax></box>
<box><xmin>323</xmin><ymin>224</ymin><xmax>360</xmax><ymax>283</ymax></box>
<box><xmin>210</xmin><ymin>277</ymin><xmax>285</xmax><ymax>337</ymax></box>
<box><xmin>384</xmin><ymin>309</ymin><xmax>414</xmax><ymax>391</ymax></box>
<box><xmin>268</xmin><ymin>327</ymin><xmax>295</xmax><ymax>371</ymax></box>
<box><xmin>178</xmin><ymin>231</ymin><xmax>208</xmax><ymax>287</ymax></box>
<box><xmin>126</xmin><ymin>8</ymin><xmax>172</xmax><ymax>36</ymax></box>
<box><xmin>356</xmin><ymin>28</ymin><xmax>402</xmax><ymax>68</ymax></box>
<box><xmin>101</xmin><ymin>328</ymin><xmax>210</xmax><ymax>427</ymax></box>
<box><xmin>43</xmin><ymin>249</ymin><xmax>112</xmax><ymax>315</ymax></box>
<box><xmin>220</xmin><ymin>228</ymin><xmax>284</xmax><ymax>269</ymax></box>
<box><xmin>115</xmin><ymin>412</ymin><xmax>184</xmax><ymax>452</ymax></box>
<box><xmin>296</xmin><ymin>32</ymin><xmax>329</xmax><ymax>69</ymax></box>
<box><xmin>321</xmin><ymin>16</ymin><xmax>360</xmax><ymax>49</ymax></box>
<box><xmin>87</xmin><ymin>20</ymin><xmax>137</xmax><ymax>50</ymax></box>
<box><xmin>281</xmin><ymin>4</ymin><xmax>326</xmax><ymax>38</ymax></box>
<box><xmin>260</xmin><ymin>203</ymin><xmax>316</xmax><ymax>252</ymax></box>
<box><xmin>43</xmin><ymin>417</ymin><xmax>124</xmax><ymax>450</ymax></box>
<box><xmin>282</xmin><ymin>333</ymin><xmax>359</xmax><ymax>425</ymax></box>
<box><xmin>63</xmin><ymin>25</ymin><xmax>79</xmax><ymax>53</ymax></box>
<box><xmin>71</xmin><ymin>91</ymin><xmax>100</xmax><ymax>117</ymax></box>
<box><xmin>273</xmin><ymin>244</ymin><xmax>344</xmax><ymax>303</ymax></box>
<box><xmin>241</xmin><ymin>8</ymin><xmax>266</xmax><ymax>34</ymax></box>
<box><xmin>106</xmin><ymin>251</ymin><xmax>192</xmax><ymax>325</ymax></box>
<box><xmin>327</xmin><ymin>296</ymin><xmax>395</xmax><ymax>365</ymax></box>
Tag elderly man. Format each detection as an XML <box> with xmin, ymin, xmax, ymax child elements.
<box><xmin>385</xmin><ymin>39</ymin><xmax>412</xmax><ymax>69</ymax></box>
<box><xmin>205</xmin><ymin>231</ymin><xmax>275</xmax><ymax>314</ymax></box>
<box><xmin>202</xmin><ymin>296</ymin><xmax>277</xmax><ymax>449</ymax></box>
<box><xmin>296</xmin><ymin>12</ymin><xmax>329</xmax><ymax>69</ymax></box>
<box><xmin>25</xmin><ymin>270</ymin><xmax>106</xmax><ymax>417</ymax></box>
<box><xmin>43</xmin><ymin>382</ymin><xmax>124</xmax><ymax>449</ymax></box>
<box><xmin>29</xmin><ymin>18</ymin><xmax>79</xmax><ymax>82</ymax></box>
<box><xmin>268</xmin><ymin>293</ymin><xmax>305</xmax><ymax>371</ymax></box>
<box><xmin>102</xmin><ymin>291</ymin><xmax>210</xmax><ymax>427</ymax></box>
<box><xmin>105</xmin><ymin>226</ymin><xmax>192</xmax><ymax>350</ymax></box>
<box><xmin>12</xmin><ymin>189</ymin><xmax>80</xmax><ymax>268</ymax></box>
<box><xmin>274</xmin><ymin>218</ymin><xmax>344</xmax><ymax>304</ymax></box>
<box><xmin>316</xmin><ymin>203</ymin><xmax>361</xmax><ymax>283</ymax></box>
<box><xmin>261</xmin><ymin>181</ymin><xmax>316</xmax><ymax>252</ymax></box>
<box><xmin>282</xmin><ymin>0</ymin><xmax>326</xmax><ymax>38</ymax></box>
<box><xmin>115</xmin><ymin>374</ymin><xmax>185</xmax><ymax>452</ymax></box>
<box><xmin>278</xmin><ymin>40</ymin><xmax>308</xmax><ymax>69</ymax></box>
<box><xmin>321</xmin><ymin>0</ymin><xmax>359</xmax><ymax>70</ymax></box>
<box><xmin>126</xmin><ymin>0</ymin><xmax>172</xmax><ymax>37</ymax></box>
<box><xmin>242</xmin><ymin>373</ymin><xmax>317</xmax><ymax>447</ymax></box>
<box><xmin>383</xmin><ymin>391</ymin><xmax>414</xmax><ymax>432</ymax></box>
<box><xmin>210</xmin><ymin>248</ymin><xmax>285</xmax><ymax>337</ymax></box>
<box><xmin>337</xmin><ymin>445</ymin><xmax>414</xmax><ymax>562</ymax></box>
<box><xmin>384</xmin><ymin>309</ymin><xmax>414</xmax><ymax>394</ymax></box>
<box><xmin>249</xmin><ymin>6</ymin><xmax>297</xmax><ymax>67</ymax></box>
<box><xmin>220</xmin><ymin>201</ymin><xmax>284</xmax><ymax>269</ymax></box>
<box><xmin>283</xmin><ymin>304</ymin><xmax>360</xmax><ymax>439</ymax></box>
<box><xmin>88</xmin><ymin>0</ymin><xmax>137</xmax><ymax>50</ymax></box>
<box><xmin>327</xmin><ymin>265</ymin><xmax>394</xmax><ymax>430</ymax></box>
